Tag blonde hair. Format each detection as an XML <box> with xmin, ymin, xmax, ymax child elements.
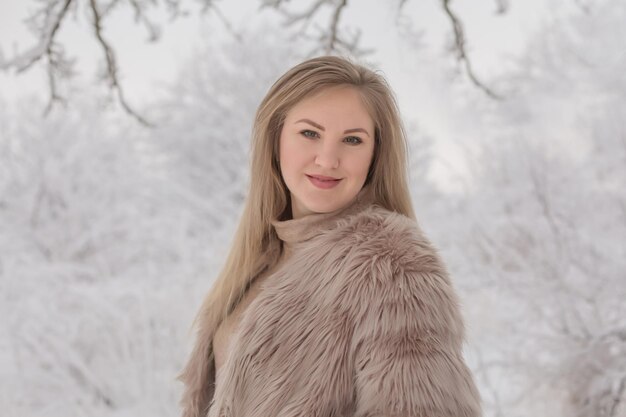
<box><xmin>207</xmin><ymin>54</ymin><xmax>414</xmax><ymax>320</ymax></box>
<box><xmin>180</xmin><ymin>55</ymin><xmax>415</xmax><ymax>415</ymax></box>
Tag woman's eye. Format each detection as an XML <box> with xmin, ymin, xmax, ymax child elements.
<box><xmin>300</xmin><ymin>130</ymin><xmax>319</xmax><ymax>139</ymax></box>
<box><xmin>344</xmin><ymin>136</ymin><xmax>363</xmax><ymax>145</ymax></box>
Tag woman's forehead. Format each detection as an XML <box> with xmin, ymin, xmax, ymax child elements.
<box><xmin>284</xmin><ymin>86</ymin><xmax>375</xmax><ymax>128</ymax></box>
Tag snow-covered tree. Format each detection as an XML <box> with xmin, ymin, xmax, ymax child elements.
<box><xmin>0</xmin><ymin>93</ymin><xmax>221</xmax><ymax>416</ymax></box>
<box><xmin>450</xmin><ymin>1</ymin><xmax>626</xmax><ymax>415</ymax></box>
<box><xmin>0</xmin><ymin>0</ymin><xmax>503</xmax><ymax>123</ymax></box>
<box><xmin>0</xmin><ymin>24</ymin><xmax>320</xmax><ymax>417</ymax></box>
<box><xmin>143</xmin><ymin>27</ymin><xmax>299</xmax><ymax>233</ymax></box>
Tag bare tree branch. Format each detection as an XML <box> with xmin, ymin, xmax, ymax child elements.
<box><xmin>0</xmin><ymin>0</ymin><xmax>162</xmax><ymax>124</ymax></box>
<box><xmin>265</xmin><ymin>0</ymin><xmax>368</xmax><ymax>57</ymax></box>
<box><xmin>325</xmin><ymin>0</ymin><xmax>347</xmax><ymax>54</ymax></box>
<box><xmin>441</xmin><ymin>0</ymin><xmax>502</xmax><ymax>99</ymax></box>
<box><xmin>398</xmin><ymin>0</ymin><xmax>502</xmax><ymax>98</ymax></box>
<box><xmin>0</xmin><ymin>0</ymin><xmax>75</xmax><ymax>112</ymax></box>
<box><xmin>128</xmin><ymin>0</ymin><xmax>162</xmax><ymax>42</ymax></box>
<box><xmin>90</xmin><ymin>0</ymin><xmax>153</xmax><ymax>126</ymax></box>
<box><xmin>1</xmin><ymin>0</ymin><xmax>505</xmax><ymax>122</ymax></box>
<box><xmin>6</xmin><ymin>0</ymin><xmax>74</xmax><ymax>73</ymax></box>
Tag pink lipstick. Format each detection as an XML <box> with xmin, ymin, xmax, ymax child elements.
<box><xmin>307</xmin><ymin>174</ymin><xmax>342</xmax><ymax>189</ymax></box>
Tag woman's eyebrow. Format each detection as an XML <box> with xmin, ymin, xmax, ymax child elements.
<box><xmin>295</xmin><ymin>119</ymin><xmax>370</xmax><ymax>137</ymax></box>
<box><xmin>343</xmin><ymin>127</ymin><xmax>370</xmax><ymax>137</ymax></box>
<box><xmin>296</xmin><ymin>119</ymin><xmax>325</xmax><ymax>130</ymax></box>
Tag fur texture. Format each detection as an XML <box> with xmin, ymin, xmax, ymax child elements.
<box><xmin>180</xmin><ymin>199</ymin><xmax>482</xmax><ymax>417</ymax></box>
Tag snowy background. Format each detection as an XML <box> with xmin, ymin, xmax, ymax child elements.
<box><xmin>1</xmin><ymin>1</ymin><xmax>625</xmax><ymax>416</ymax></box>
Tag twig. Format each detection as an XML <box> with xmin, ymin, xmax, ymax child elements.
<box><xmin>11</xmin><ymin>0</ymin><xmax>74</xmax><ymax>73</ymax></box>
<box><xmin>128</xmin><ymin>0</ymin><xmax>161</xmax><ymax>42</ymax></box>
<box><xmin>3</xmin><ymin>0</ymin><xmax>75</xmax><ymax>111</ymax></box>
<box><xmin>267</xmin><ymin>0</ymin><xmax>364</xmax><ymax>57</ymax></box>
<box><xmin>89</xmin><ymin>0</ymin><xmax>153</xmax><ymax>126</ymax></box>
<box><xmin>325</xmin><ymin>0</ymin><xmax>347</xmax><ymax>54</ymax></box>
<box><xmin>441</xmin><ymin>0</ymin><xmax>502</xmax><ymax>99</ymax></box>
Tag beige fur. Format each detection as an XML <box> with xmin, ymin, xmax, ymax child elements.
<box><xmin>179</xmin><ymin>196</ymin><xmax>481</xmax><ymax>417</ymax></box>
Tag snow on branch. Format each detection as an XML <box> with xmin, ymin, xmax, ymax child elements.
<box><xmin>441</xmin><ymin>0</ymin><xmax>502</xmax><ymax>99</ymax></box>
<box><xmin>0</xmin><ymin>0</ymin><xmax>74</xmax><ymax>112</ymax></box>
<box><xmin>326</xmin><ymin>0</ymin><xmax>347</xmax><ymax>54</ymax></box>
<box><xmin>0</xmin><ymin>0</ymin><xmax>505</xmax><ymax>125</ymax></box>
<box><xmin>128</xmin><ymin>0</ymin><xmax>162</xmax><ymax>42</ymax></box>
<box><xmin>0</xmin><ymin>0</ymin><xmax>192</xmax><ymax>126</ymax></box>
<box><xmin>263</xmin><ymin>0</ymin><xmax>371</xmax><ymax>57</ymax></box>
<box><xmin>4</xmin><ymin>0</ymin><xmax>73</xmax><ymax>72</ymax></box>
<box><xmin>0</xmin><ymin>0</ymin><xmax>228</xmax><ymax>126</ymax></box>
<box><xmin>89</xmin><ymin>0</ymin><xmax>153</xmax><ymax>126</ymax></box>
<box><xmin>396</xmin><ymin>0</ymin><xmax>504</xmax><ymax>98</ymax></box>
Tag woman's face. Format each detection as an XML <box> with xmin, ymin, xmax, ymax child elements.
<box><xmin>279</xmin><ymin>86</ymin><xmax>375</xmax><ymax>219</ymax></box>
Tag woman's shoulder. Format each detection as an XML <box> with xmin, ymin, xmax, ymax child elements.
<box><xmin>340</xmin><ymin>203</ymin><xmax>441</xmax><ymax>266</ymax></box>
<box><xmin>336</xmin><ymin>202</ymin><xmax>458</xmax><ymax>298</ymax></box>
<box><xmin>342</xmin><ymin>203</ymin><xmax>465</xmax><ymax>339</ymax></box>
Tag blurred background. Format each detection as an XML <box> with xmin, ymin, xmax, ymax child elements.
<box><xmin>1</xmin><ymin>1</ymin><xmax>624</xmax><ymax>416</ymax></box>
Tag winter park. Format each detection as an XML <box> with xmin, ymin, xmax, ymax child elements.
<box><xmin>0</xmin><ymin>0</ymin><xmax>624</xmax><ymax>416</ymax></box>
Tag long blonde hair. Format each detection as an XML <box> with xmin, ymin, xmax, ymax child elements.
<box><xmin>180</xmin><ymin>55</ymin><xmax>415</xmax><ymax>415</ymax></box>
<box><xmin>204</xmin><ymin>54</ymin><xmax>414</xmax><ymax>324</ymax></box>
<box><xmin>200</xmin><ymin>52</ymin><xmax>415</xmax><ymax>321</ymax></box>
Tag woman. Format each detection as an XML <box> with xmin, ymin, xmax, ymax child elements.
<box><xmin>179</xmin><ymin>56</ymin><xmax>482</xmax><ymax>417</ymax></box>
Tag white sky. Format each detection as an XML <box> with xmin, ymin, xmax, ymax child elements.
<box><xmin>0</xmin><ymin>0</ymin><xmax>571</xmax><ymax>190</ymax></box>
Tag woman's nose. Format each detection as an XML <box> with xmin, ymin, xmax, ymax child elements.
<box><xmin>314</xmin><ymin>143</ymin><xmax>339</xmax><ymax>169</ymax></box>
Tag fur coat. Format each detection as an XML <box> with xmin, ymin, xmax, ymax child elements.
<box><xmin>180</xmin><ymin>189</ymin><xmax>482</xmax><ymax>417</ymax></box>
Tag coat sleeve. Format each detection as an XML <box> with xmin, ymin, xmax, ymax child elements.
<box><xmin>351</xmin><ymin>249</ymin><xmax>482</xmax><ymax>417</ymax></box>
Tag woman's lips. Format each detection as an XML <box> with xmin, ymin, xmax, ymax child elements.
<box><xmin>307</xmin><ymin>174</ymin><xmax>342</xmax><ymax>189</ymax></box>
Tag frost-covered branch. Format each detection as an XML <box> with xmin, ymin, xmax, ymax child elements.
<box><xmin>0</xmin><ymin>0</ymin><xmax>203</xmax><ymax>125</ymax></box>
<box><xmin>1</xmin><ymin>0</ymin><xmax>504</xmax><ymax>122</ymax></box>
<box><xmin>128</xmin><ymin>0</ymin><xmax>162</xmax><ymax>41</ymax></box>
<box><xmin>5</xmin><ymin>0</ymin><xmax>74</xmax><ymax>73</ymax></box>
<box><xmin>89</xmin><ymin>0</ymin><xmax>152</xmax><ymax>126</ymax></box>
<box><xmin>263</xmin><ymin>0</ymin><xmax>369</xmax><ymax>57</ymax></box>
<box><xmin>441</xmin><ymin>0</ymin><xmax>501</xmax><ymax>99</ymax></box>
<box><xmin>0</xmin><ymin>0</ymin><xmax>230</xmax><ymax>124</ymax></box>
<box><xmin>397</xmin><ymin>0</ymin><xmax>502</xmax><ymax>98</ymax></box>
<box><xmin>0</xmin><ymin>0</ymin><xmax>74</xmax><ymax>112</ymax></box>
<box><xmin>325</xmin><ymin>0</ymin><xmax>347</xmax><ymax>53</ymax></box>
